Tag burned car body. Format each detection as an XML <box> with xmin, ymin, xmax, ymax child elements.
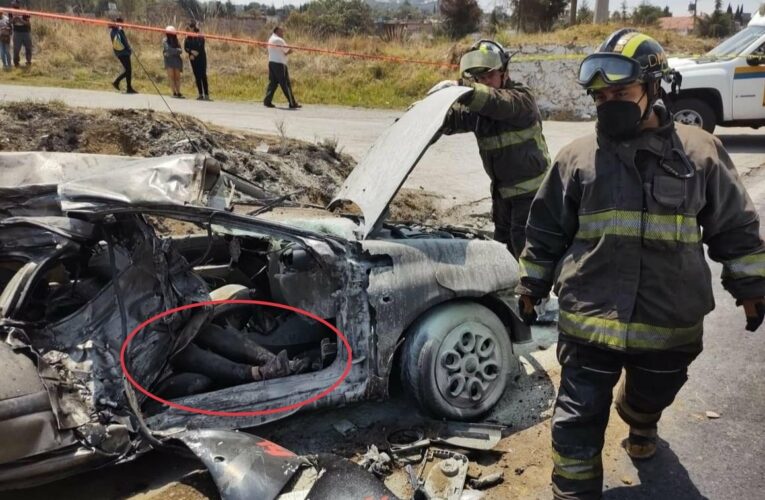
<box><xmin>0</xmin><ymin>88</ymin><xmax>529</xmax><ymax>494</ymax></box>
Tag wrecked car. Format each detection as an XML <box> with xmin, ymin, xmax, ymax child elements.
<box><xmin>0</xmin><ymin>87</ymin><xmax>529</xmax><ymax>495</ymax></box>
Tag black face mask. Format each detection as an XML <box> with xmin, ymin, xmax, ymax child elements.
<box><xmin>596</xmin><ymin>92</ymin><xmax>648</xmax><ymax>140</ymax></box>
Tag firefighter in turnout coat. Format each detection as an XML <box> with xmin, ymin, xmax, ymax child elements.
<box><xmin>515</xmin><ymin>29</ymin><xmax>765</xmax><ymax>499</ymax></box>
<box><xmin>428</xmin><ymin>40</ymin><xmax>551</xmax><ymax>258</ymax></box>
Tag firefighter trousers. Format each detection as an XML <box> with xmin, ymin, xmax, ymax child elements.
<box><xmin>551</xmin><ymin>338</ymin><xmax>699</xmax><ymax>500</ymax></box>
<box><xmin>491</xmin><ymin>190</ymin><xmax>533</xmax><ymax>259</ymax></box>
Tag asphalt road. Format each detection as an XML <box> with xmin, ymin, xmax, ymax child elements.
<box><xmin>0</xmin><ymin>83</ymin><xmax>764</xmax><ymax>499</ymax></box>
<box><xmin>1</xmin><ymin>83</ymin><xmax>763</xmax><ymax>206</ymax></box>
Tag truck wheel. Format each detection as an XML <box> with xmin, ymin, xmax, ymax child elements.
<box><xmin>672</xmin><ymin>98</ymin><xmax>716</xmax><ymax>133</ymax></box>
<box><xmin>401</xmin><ymin>301</ymin><xmax>514</xmax><ymax>420</ymax></box>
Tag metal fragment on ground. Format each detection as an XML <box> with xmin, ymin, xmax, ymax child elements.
<box><xmin>433</xmin><ymin>422</ymin><xmax>504</xmax><ymax>451</ymax></box>
<box><xmin>468</xmin><ymin>471</ymin><xmax>503</xmax><ymax>490</ymax></box>
<box><xmin>331</xmin><ymin>419</ymin><xmax>357</xmax><ymax>436</ymax></box>
<box><xmin>358</xmin><ymin>444</ymin><xmax>393</xmax><ymax>478</ymax></box>
<box><xmin>423</xmin><ymin>450</ymin><xmax>469</xmax><ymax>500</ymax></box>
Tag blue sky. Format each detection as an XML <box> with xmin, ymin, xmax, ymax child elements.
<box><xmin>235</xmin><ymin>0</ymin><xmax>764</xmax><ymax>16</ymax></box>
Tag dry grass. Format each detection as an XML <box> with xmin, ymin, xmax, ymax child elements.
<box><xmin>0</xmin><ymin>19</ymin><xmax>717</xmax><ymax>109</ymax></box>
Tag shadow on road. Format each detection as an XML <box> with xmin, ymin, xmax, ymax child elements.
<box><xmin>717</xmin><ymin>134</ymin><xmax>765</xmax><ymax>155</ymax></box>
<box><xmin>604</xmin><ymin>439</ymin><xmax>707</xmax><ymax>500</ymax></box>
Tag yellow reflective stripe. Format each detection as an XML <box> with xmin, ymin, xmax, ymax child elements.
<box><xmin>519</xmin><ymin>257</ymin><xmax>553</xmax><ymax>281</ymax></box>
<box><xmin>559</xmin><ymin>310</ymin><xmax>703</xmax><ymax>350</ymax></box>
<box><xmin>476</xmin><ymin>123</ymin><xmax>544</xmax><ymax>151</ymax></box>
<box><xmin>497</xmin><ymin>168</ymin><xmax>549</xmax><ymax>198</ymax></box>
<box><xmin>552</xmin><ymin>450</ymin><xmax>602</xmax><ymax>481</ymax></box>
<box><xmin>577</xmin><ymin>210</ymin><xmax>700</xmax><ymax>243</ymax></box>
<box><xmin>621</xmin><ymin>33</ymin><xmax>652</xmax><ymax>58</ymax></box>
<box><xmin>722</xmin><ymin>253</ymin><xmax>765</xmax><ymax>279</ymax></box>
<box><xmin>468</xmin><ymin>83</ymin><xmax>490</xmax><ymax>112</ymax></box>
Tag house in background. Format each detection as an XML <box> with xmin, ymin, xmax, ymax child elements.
<box><xmin>658</xmin><ymin>15</ymin><xmax>695</xmax><ymax>35</ymax></box>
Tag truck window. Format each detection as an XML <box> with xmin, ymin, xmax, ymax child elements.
<box><xmin>706</xmin><ymin>26</ymin><xmax>765</xmax><ymax>59</ymax></box>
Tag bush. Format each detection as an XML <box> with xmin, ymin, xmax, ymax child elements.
<box><xmin>287</xmin><ymin>0</ymin><xmax>373</xmax><ymax>38</ymax></box>
<box><xmin>440</xmin><ymin>0</ymin><xmax>481</xmax><ymax>39</ymax></box>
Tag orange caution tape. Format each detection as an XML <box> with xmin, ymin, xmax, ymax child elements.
<box><xmin>5</xmin><ymin>8</ymin><xmax>459</xmax><ymax>69</ymax></box>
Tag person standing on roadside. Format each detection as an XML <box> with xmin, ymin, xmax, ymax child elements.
<box><xmin>184</xmin><ymin>20</ymin><xmax>210</xmax><ymax>101</ymax></box>
<box><xmin>263</xmin><ymin>26</ymin><xmax>300</xmax><ymax>109</ymax></box>
<box><xmin>110</xmin><ymin>17</ymin><xmax>137</xmax><ymax>94</ymax></box>
<box><xmin>9</xmin><ymin>0</ymin><xmax>31</xmax><ymax>68</ymax></box>
<box><xmin>0</xmin><ymin>11</ymin><xmax>11</xmax><ymax>70</ymax></box>
<box><xmin>163</xmin><ymin>26</ymin><xmax>184</xmax><ymax>98</ymax></box>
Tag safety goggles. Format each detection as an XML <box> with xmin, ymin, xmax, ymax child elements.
<box><xmin>576</xmin><ymin>53</ymin><xmax>642</xmax><ymax>89</ymax></box>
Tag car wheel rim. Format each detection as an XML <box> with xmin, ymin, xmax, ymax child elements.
<box><xmin>674</xmin><ymin>109</ymin><xmax>703</xmax><ymax>127</ymax></box>
<box><xmin>435</xmin><ymin>321</ymin><xmax>503</xmax><ymax>408</ymax></box>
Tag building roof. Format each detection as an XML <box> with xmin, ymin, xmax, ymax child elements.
<box><xmin>658</xmin><ymin>16</ymin><xmax>695</xmax><ymax>31</ymax></box>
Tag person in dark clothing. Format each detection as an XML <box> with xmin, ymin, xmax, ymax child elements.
<box><xmin>9</xmin><ymin>0</ymin><xmax>31</xmax><ymax>67</ymax></box>
<box><xmin>109</xmin><ymin>18</ymin><xmax>137</xmax><ymax>94</ymax></box>
<box><xmin>517</xmin><ymin>29</ymin><xmax>765</xmax><ymax>500</ymax></box>
<box><xmin>184</xmin><ymin>20</ymin><xmax>210</xmax><ymax>101</ymax></box>
<box><xmin>263</xmin><ymin>26</ymin><xmax>300</xmax><ymax>109</ymax></box>
<box><xmin>428</xmin><ymin>40</ymin><xmax>551</xmax><ymax>259</ymax></box>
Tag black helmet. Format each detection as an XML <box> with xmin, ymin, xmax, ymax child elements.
<box><xmin>577</xmin><ymin>29</ymin><xmax>673</xmax><ymax>91</ymax></box>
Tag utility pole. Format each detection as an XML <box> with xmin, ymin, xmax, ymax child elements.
<box><xmin>594</xmin><ymin>0</ymin><xmax>609</xmax><ymax>23</ymax></box>
<box><xmin>570</xmin><ymin>0</ymin><xmax>578</xmax><ymax>25</ymax></box>
<box><xmin>689</xmin><ymin>1</ymin><xmax>698</xmax><ymax>30</ymax></box>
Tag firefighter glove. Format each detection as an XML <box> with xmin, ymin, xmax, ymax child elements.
<box><xmin>737</xmin><ymin>297</ymin><xmax>765</xmax><ymax>332</ymax></box>
<box><xmin>519</xmin><ymin>295</ymin><xmax>541</xmax><ymax>326</ymax></box>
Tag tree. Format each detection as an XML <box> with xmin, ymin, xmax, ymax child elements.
<box><xmin>440</xmin><ymin>0</ymin><xmax>482</xmax><ymax>38</ymax></box>
<box><xmin>397</xmin><ymin>0</ymin><xmax>424</xmax><ymax>21</ymax></box>
<box><xmin>287</xmin><ymin>0</ymin><xmax>374</xmax><ymax>37</ymax></box>
<box><xmin>734</xmin><ymin>4</ymin><xmax>744</xmax><ymax>23</ymax></box>
<box><xmin>726</xmin><ymin>3</ymin><xmax>733</xmax><ymax>15</ymax></box>
<box><xmin>488</xmin><ymin>6</ymin><xmax>511</xmax><ymax>34</ymax></box>
<box><xmin>620</xmin><ymin>0</ymin><xmax>629</xmax><ymax>20</ymax></box>
<box><xmin>577</xmin><ymin>0</ymin><xmax>593</xmax><ymax>23</ymax></box>
<box><xmin>696</xmin><ymin>0</ymin><xmax>734</xmax><ymax>37</ymax></box>
<box><xmin>509</xmin><ymin>0</ymin><xmax>568</xmax><ymax>32</ymax></box>
<box><xmin>631</xmin><ymin>1</ymin><xmax>665</xmax><ymax>25</ymax></box>
<box><xmin>225</xmin><ymin>0</ymin><xmax>236</xmax><ymax>16</ymax></box>
<box><xmin>662</xmin><ymin>5</ymin><xmax>671</xmax><ymax>16</ymax></box>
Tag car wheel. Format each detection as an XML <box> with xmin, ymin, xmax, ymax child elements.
<box><xmin>672</xmin><ymin>98</ymin><xmax>716</xmax><ymax>133</ymax></box>
<box><xmin>401</xmin><ymin>301</ymin><xmax>514</xmax><ymax>420</ymax></box>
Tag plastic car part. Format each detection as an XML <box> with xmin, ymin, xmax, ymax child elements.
<box><xmin>173</xmin><ymin>429</ymin><xmax>304</xmax><ymax>500</ymax></box>
<box><xmin>432</xmin><ymin>421</ymin><xmax>503</xmax><ymax>451</ymax></box>
<box><xmin>423</xmin><ymin>449</ymin><xmax>469</xmax><ymax>500</ymax></box>
<box><xmin>305</xmin><ymin>454</ymin><xmax>399</xmax><ymax>499</ymax></box>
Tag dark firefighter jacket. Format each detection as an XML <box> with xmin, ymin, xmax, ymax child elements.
<box><xmin>442</xmin><ymin>80</ymin><xmax>551</xmax><ymax>199</ymax></box>
<box><xmin>516</xmin><ymin>107</ymin><xmax>765</xmax><ymax>353</ymax></box>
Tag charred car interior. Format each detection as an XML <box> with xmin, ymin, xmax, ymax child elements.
<box><xmin>0</xmin><ymin>88</ymin><xmax>531</xmax><ymax>498</ymax></box>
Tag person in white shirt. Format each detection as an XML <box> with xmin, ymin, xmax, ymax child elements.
<box><xmin>263</xmin><ymin>26</ymin><xmax>300</xmax><ymax>109</ymax></box>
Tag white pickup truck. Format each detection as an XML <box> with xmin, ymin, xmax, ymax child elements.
<box><xmin>668</xmin><ymin>5</ymin><xmax>765</xmax><ymax>133</ymax></box>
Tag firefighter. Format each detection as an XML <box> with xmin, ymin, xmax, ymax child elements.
<box><xmin>428</xmin><ymin>40</ymin><xmax>551</xmax><ymax>258</ymax></box>
<box><xmin>515</xmin><ymin>29</ymin><xmax>765</xmax><ymax>499</ymax></box>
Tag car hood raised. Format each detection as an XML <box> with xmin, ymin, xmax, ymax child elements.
<box><xmin>330</xmin><ymin>86</ymin><xmax>473</xmax><ymax>239</ymax></box>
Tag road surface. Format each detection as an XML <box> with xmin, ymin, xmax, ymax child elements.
<box><xmin>1</xmin><ymin>83</ymin><xmax>763</xmax><ymax>206</ymax></box>
<box><xmin>1</xmin><ymin>83</ymin><xmax>764</xmax><ymax>500</ymax></box>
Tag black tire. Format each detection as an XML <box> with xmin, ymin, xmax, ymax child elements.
<box><xmin>400</xmin><ymin>301</ymin><xmax>515</xmax><ymax>420</ymax></box>
<box><xmin>672</xmin><ymin>97</ymin><xmax>716</xmax><ymax>133</ymax></box>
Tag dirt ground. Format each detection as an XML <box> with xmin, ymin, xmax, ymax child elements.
<box><xmin>0</xmin><ymin>102</ymin><xmax>455</xmax><ymax>226</ymax></box>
